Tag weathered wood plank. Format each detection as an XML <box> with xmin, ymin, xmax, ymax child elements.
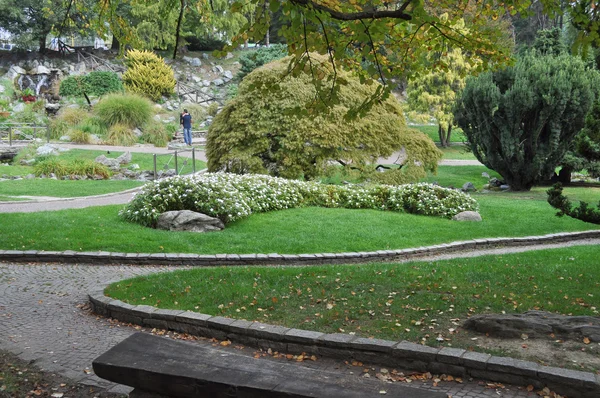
<box><xmin>94</xmin><ymin>333</ymin><xmax>444</xmax><ymax>398</ymax></box>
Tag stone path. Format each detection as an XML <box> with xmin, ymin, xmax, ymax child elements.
<box><xmin>0</xmin><ymin>261</ymin><xmax>538</xmax><ymax>398</ymax></box>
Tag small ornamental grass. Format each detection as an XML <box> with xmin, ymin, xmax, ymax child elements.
<box><xmin>121</xmin><ymin>173</ymin><xmax>478</xmax><ymax>227</ymax></box>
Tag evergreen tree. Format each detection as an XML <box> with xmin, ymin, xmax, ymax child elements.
<box><xmin>454</xmin><ymin>52</ymin><xmax>597</xmax><ymax>191</ymax></box>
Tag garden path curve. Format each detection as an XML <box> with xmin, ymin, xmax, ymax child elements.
<box><xmin>3</xmin><ymin>247</ymin><xmax>581</xmax><ymax>398</ymax></box>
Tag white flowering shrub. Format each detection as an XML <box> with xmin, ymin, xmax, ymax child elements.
<box><xmin>120</xmin><ymin>173</ymin><xmax>479</xmax><ymax>226</ymax></box>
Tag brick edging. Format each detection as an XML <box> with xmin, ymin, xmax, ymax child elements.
<box><xmin>89</xmin><ymin>291</ymin><xmax>600</xmax><ymax>398</ymax></box>
<box><xmin>1</xmin><ymin>230</ymin><xmax>599</xmax><ymax>265</ymax></box>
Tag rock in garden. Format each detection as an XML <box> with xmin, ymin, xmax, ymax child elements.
<box><xmin>36</xmin><ymin>144</ymin><xmax>60</xmax><ymax>156</ymax></box>
<box><xmin>212</xmin><ymin>78</ymin><xmax>225</xmax><ymax>86</ymax></box>
<box><xmin>157</xmin><ymin>210</ymin><xmax>225</xmax><ymax>233</ymax></box>
<box><xmin>452</xmin><ymin>211</ymin><xmax>482</xmax><ymax>222</ymax></box>
<box><xmin>463</xmin><ymin>311</ymin><xmax>600</xmax><ymax>342</ymax></box>
<box><xmin>116</xmin><ymin>152</ymin><xmax>132</xmax><ymax>165</ymax></box>
<box><xmin>489</xmin><ymin>177</ymin><xmax>504</xmax><ymax>187</ymax></box>
<box><xmin>500</xmin><ymin>184</ymin><xmax>510</xmax><ymax>191</ymax></box>
<box><xmin>482</xmin><ymin>172</ymin><xmax>490</xmax><ymax>178</ymax></box>
<box><xmin>461</xmin><ymin>182</ymin><xmax>476</xmax><ymax>192</ymax></box>
<box><xmin>95</xmin><ymin>155</ymin><xmax>121</xmax><ymax>170</ymax></box>
<box><xmin>191</xmin><ymin>58</ymin><xmax>202</xmax><ymax>67</ymax></box>
<box><xmin>223</xmin><ymin>70</ymin><xmax>233</xmax><ymax>80</ymax></box>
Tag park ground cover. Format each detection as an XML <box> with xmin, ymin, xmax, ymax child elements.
<box><xmin>0</xmin><ymin>149</ymin><xmax>206</xmax><ymax>199</ymax></box>
<box><xmin>0</xmin><ymin>184</ymin><xmax>597</xmax><ymax>254</ymax></box>
<box><xmin>105</xmin><ymin>245</ymin><xmax>600</xmax><ymax>372</ymax></box>
<box><xmin>412</xmin><ymin>125</ymin><xmax>466</xmax><ymax>144</ymax></box>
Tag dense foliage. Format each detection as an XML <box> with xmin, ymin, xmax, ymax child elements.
<box><xmin>34</xmin><ymin>158</ymin><xmax>110</xmax><ymax>179</ymax></box>
<box><xmin>454</xmin><ymin>52</ymin><xmax>597</xmax><ymax>191</ymax></box>
<box><xmin>562</xmin><ymin>101</ymin><xmax>600</xmax><ymax>179</ymax></box>
<box><xmin>122</xmin><ymin>50</ymin><xmax>176</xmax><ymax>101</ymax></box>
<box><xmin>59</xmin><ymin>72</ymin><xmax>123</xmax><ymax>97</ymax></box>
<box><xmin>547</xmin><ymin>183</ymin><xmax>600</xmax><ymax>224</ymax></box>
<box><xmin>237</xmin><ymin>44</ymin><xmax>288</xmax><ymax>79</ymax></box>
<box><xmin>207</xmin><ymin>54</ymin><xmax>441</xmax><ymax>181</ymax></box>
<box><xmin>94</xmin><ymin>93</ymin><xmax>153</xmax><ymax>128</ymax></box>
<box><xmin>407</xmin><ymin>48</ymin><xmax>472</xmax><ymax>147</ymax></box>
<box><xmin>121</xmin><ymin>173</ymin><xmax>479</xmax><ymax>227</ymax></box>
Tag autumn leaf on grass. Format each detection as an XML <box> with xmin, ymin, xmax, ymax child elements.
<box><xmin>583</xmin><ymin>337</ymin><xmax>591</xmax><ymax>344</ymax></box>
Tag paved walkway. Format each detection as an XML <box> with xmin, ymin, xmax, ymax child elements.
<box><xmin>0</xmin><ymin>260</ymin><xmax>541</xmax><ymax>398</ymax></box>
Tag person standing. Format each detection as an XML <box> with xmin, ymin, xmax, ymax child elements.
<box><xmin>180</xmin><ymin>109</ymin><xmax>192</xmax><ymax>146</ymax></box>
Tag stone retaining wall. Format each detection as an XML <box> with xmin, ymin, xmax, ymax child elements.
<box><xmin>1</xmin><ymin>230</ymin><xmax>599</xmax><ymax>266</ymax></box>
<box><xmin>88</xmin><ymin>291</ymin><xmax>600</xmax><ymax>398</ymax></box>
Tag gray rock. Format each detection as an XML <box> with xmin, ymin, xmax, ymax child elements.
<box><xmin>500</xmin><ymin>184</ymin><xmax>510</xmax><ymax>191</ymax></box>
<box><xmin>212</xmin><ymin>78</ymin><xmax>225</xmax><ymax>86</ymax></box>
<box><xmin>36</xmin><ymin>144</ymin><xmax>60</xmax><ymax>156</ymax></box>
<box><xmin>116</xmin><ymin>152</ymin><xmax>132</xmax><ymax>165</ymax></box>
<box><xmin>182</xmin><ymin>56</ymin><xmax>193</xmax><ymax>64</ymax></box>
<box><xmin>94</xmin><ymin>155</ymin><xmax>121</xmax><ymax>170</ymax></box>
<box><xmin>111</xmin><ymin>173</ymin><xmax>126</xmax><ymax>180</ymax></box>
<box><xmin>130</xmin><ymin>163</ymin><xmax>140</xmax><ymax>170</ymax></box>
<box><xmin>202</xmin><ymin>80</ymin><xmax>210</xmax><ymax>87</ymax></box>
<box><xmin>29</xmin><ymin>65</ymin><xmax>51</xmax><ymax>75</ymax></box>
<box><xmin>489</xmin><ymin>177</ymin><xmax>503</xmax><ymax>187</ymax></box>
<box><xmin>214</xmin><ymin>65</ymin><xmax>224</xmax><ymax>74</ymax></box>
<box><xmin>191</xmin><ymin>58</ymin><xmax>202</xmax><ymax>67</ymax></box>
<box><xmin>201</xmin><ymin>53</ymin><xmax>209</xmax><ymax>60</ymax></box>
<box><xmin>482</xmin><ymin>172</ymin><xmax>490</xmax><ymax>178</ymax></box>
<box><xmin>226</xmin><ymin>52</ymin><xmax>234</xmax><ymax>59</ymax></box>
<box><xmin>464</xmin><ymin>311</ymin><xmax>600</xmax><ymax>342</ymax></box>
<box><xmin>223</xmin><ymin>70</ymin><xmax>233</xmax><ymax>80</ymax></box>
<box><xmin>157</xmin><ymin>210</ymin><xmax>225</xmax><ymax>233</ymax></box>
<box><xmin>12</xmin><ymin>103</ymin><xmax>25</xmax><ymax>113</ymax></box>
<box><xmin>452</xmin><ymin>211</ymin><xmax>482</xmax><ymax>222</ymax></box>
<box><xmin>191</xmin><ymin>75</ymin><xmax>202</xmax><ymax>83</ymax></box>
<box><xmin>133</xmin><ymin>128</ymin><xmax>143</xmax><ymax>138</ymax></box>
<box><xmin>25</xmin><ymin>174</ymin><xmax>36</xmax><ymax>179</ymax></box>
<box><xmin>461</xmin><ymin>182</ymin><xmax>476</xmax><ymax>192</ymax></box>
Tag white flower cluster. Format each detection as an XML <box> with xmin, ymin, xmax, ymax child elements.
<box><xmin>120</xmin><ymin>173</ymin><xmax>479</xmax><ymax>226</ymax></box>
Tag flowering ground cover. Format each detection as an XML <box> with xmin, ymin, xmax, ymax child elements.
<box><xmin>120</xmin><ymin>173</ymin><xmax>479</xmax><ymax>226</ymax></box>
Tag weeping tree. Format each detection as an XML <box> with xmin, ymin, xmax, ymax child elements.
<box><xmin>454</xmin><ymin>52</ymin><xmax>597</xmax><ymax>191</ymax></box>
<box><xmin>207</xmin><ymin>54</ymin><xmax>442</xmax><ymax>181</ymax></box>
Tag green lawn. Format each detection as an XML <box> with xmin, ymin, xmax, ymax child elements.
<box><xmin>0</xmin><ymin>149</ymin><xmax>206</xmax><ymax>199</ymax></box>
<box><xmin>413</xmin><ymin>125</ymin><xmax>466</xmax><ymax>143</ymax></box>
<box><xmin>438</xmin><ymin>145</ymin><xmax>477</xmax><ymax>160</ymax></box>
<box><xmin>0</xmin><ymin>183</ymin><xmax>597</xmax><ymax>253</ymax></box>
<box><xmin>425</xmin><ymin>165</ymin><xmax>501</xmax><ymax>189</ymax></box>
<box><xmin>0</xmin><ymin>179</ymin><xmax>144</xmax><ymax>198</ymax></box>
<box><xmin>105</xmin><ymin>245</ymin><xmax>600</xmax><ymax>370</ymax></box>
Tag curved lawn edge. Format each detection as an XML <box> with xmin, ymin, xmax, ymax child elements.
<box><xmin>1</xmin><ymin>230</ymin><xmax>599</xmax><ymax>265</ymax></box>
<box><xmin>88</xmin><ymin>291</ymin><xmax>600</xmax><ymax>398</ymax></box>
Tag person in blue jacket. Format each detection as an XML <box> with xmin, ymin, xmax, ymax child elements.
<box><xmin>180</xmin><ymin>109</ymin><xmax>192</xmax><ymax>146</ymax></box>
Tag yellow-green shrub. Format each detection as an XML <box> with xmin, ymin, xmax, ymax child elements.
<box><xmin>106</xmin><ymin>123</ymin><xmax>138</xmax><ymax>146</ymax></box>
<box><xmin>140</xmin><ymin>121</ymin><xmax>170</xmax><ymax>147</ymax></box>
<box><xmin>68</xmin><ymin>128</ymin><xmax>91</xmax><ymax>144</ymax></box>
<box><xmin>122</xmin><ymin>50</ymin><xmax>175</xmax><ymax>101</ymax></box>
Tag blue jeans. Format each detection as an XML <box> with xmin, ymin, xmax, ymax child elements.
<box><xmin>183</xmin><ymin>127</ymin><xmax>192</xmax><ymax>145</ymax></box>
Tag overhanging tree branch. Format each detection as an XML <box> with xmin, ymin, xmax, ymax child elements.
<box><xmin>289</xmin><ymin>0</ymin><xmax>413</xmax><ymax>21</ymax></box>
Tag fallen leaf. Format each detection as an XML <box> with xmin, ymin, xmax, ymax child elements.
<box><xmin>583</xmin><ymin>337</ymin><xmax>591</xmax><ymax>344</ymax></box>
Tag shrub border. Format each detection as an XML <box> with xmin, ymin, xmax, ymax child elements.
<box><xmin>0</xmin><ymin>230</ymin><xmax>598</xmax><ymax>265</ymax></box>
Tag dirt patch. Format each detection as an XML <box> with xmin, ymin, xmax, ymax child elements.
<box><xmin>453</xmin><ymin>331</ymin><xmax>600</xmax><ymax>373</ymax></box>
<box><xmin>0</xmin><ymin>350</ymin><xmax>125</xmax><ymax>398</ymax></box>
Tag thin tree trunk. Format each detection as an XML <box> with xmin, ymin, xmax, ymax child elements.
<box><xmin>173</xmin><ymin>0</ymin><xmax>186</xmax><ymax>60</ymax></box>
<box><xmin>38</xmin><ymin>32</ymin><xmax>48</xmax><ymax>53</ymax></box>
<box><xmin>265</xmin><ymin>28</ymin><xmax>270</xmax><ymax>47</ymax></box>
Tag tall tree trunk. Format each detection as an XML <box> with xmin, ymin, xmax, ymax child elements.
<box><xmin>111</xmin><ymin>35</ymin><xmax>120</xmax><ymax>52</ymax></box>
<box><xmin>265</xmin><ymin>27</ymin><xmax>270</xmax><ymax>47</ymax></box>
<box><xmin>173</xmin><ymin>0</ymin><xmax>186</xmax><ymax>60</ymax></box>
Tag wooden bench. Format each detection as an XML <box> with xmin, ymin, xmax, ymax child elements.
<box><xmin>93</xmin><ymin>333</ymin><xmax>446</xmax><ymax>398</ymax></box>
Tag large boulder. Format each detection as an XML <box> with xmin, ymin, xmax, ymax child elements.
<box><xmin>95</xmin><ymin>155</ymin><xmax>121</xmax><ymax>170</ymax></box>
<box><xmin>461</xmin><ymin>182</ymin><xmax>476</xmax><ymax>192</ymax></box>
<box><xmin>452</xmin><ymin>211</ymin><xmax>482</xmax><ymax>222</ymax></box>
<box><xmin>463</xmin><ymin>311</ymin><xmax>600</xmax><ymax>342</ymax></box>
<box><xmin>156</xmin><ymin>210</ymin><xmax>224</xmax><ymax>233</ymax></box>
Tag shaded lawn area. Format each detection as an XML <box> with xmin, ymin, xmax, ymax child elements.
<box><xmin>413</xmin><ymin>125</ymin><xmax>466</xmax><ymax>143</ymax></box>
<box><xmin>438</xmin><ymin>145</ymin><xmax>477</xmax><ymax>160</ymax></box>
<box><xmin>0</xmin><ymin>185</ymin><xmax>598</xmax><ymax>254</ymax></box>
<box><xmin>105</xmin><ymin>245</ymin><xmax>600</xmax><ymax>370</ymax></box>
<box><xmin>424</xmin><ymin>165</ymin><xmax>501</xmax><ymax>189</ymax></box>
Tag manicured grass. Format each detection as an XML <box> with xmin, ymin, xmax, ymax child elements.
<box><xmin>0</xmin><ymin>183</ymin><xmax>597</xmax><ymax>253</ymax></box>
<box><xmin>425</xmin><ymin>165</ymin><xmax>501</xmax><ymax>189</ymax></box>
<box><xmin>438</xmin><ymin>145</ymin><xmax>477</xmax><ymax>160</ymax></box>
<box><xmin>105</xmin><ymin>245</ymin><xmax>600</xmax><ymax>369</ymax></box>
<box><xmin>1</xmin><ymin>148</ymin><xmax>206</xmax><ymax>177</ymax></box>
<box><xmin>0</xmin><ymin>179</ymin><xmax>144</xmax><ymax>199</ymax></box>
<box><xmin>413</xmin><ymin>125</ymin><xmax>466</xmax><ymax>143</ymax></box>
